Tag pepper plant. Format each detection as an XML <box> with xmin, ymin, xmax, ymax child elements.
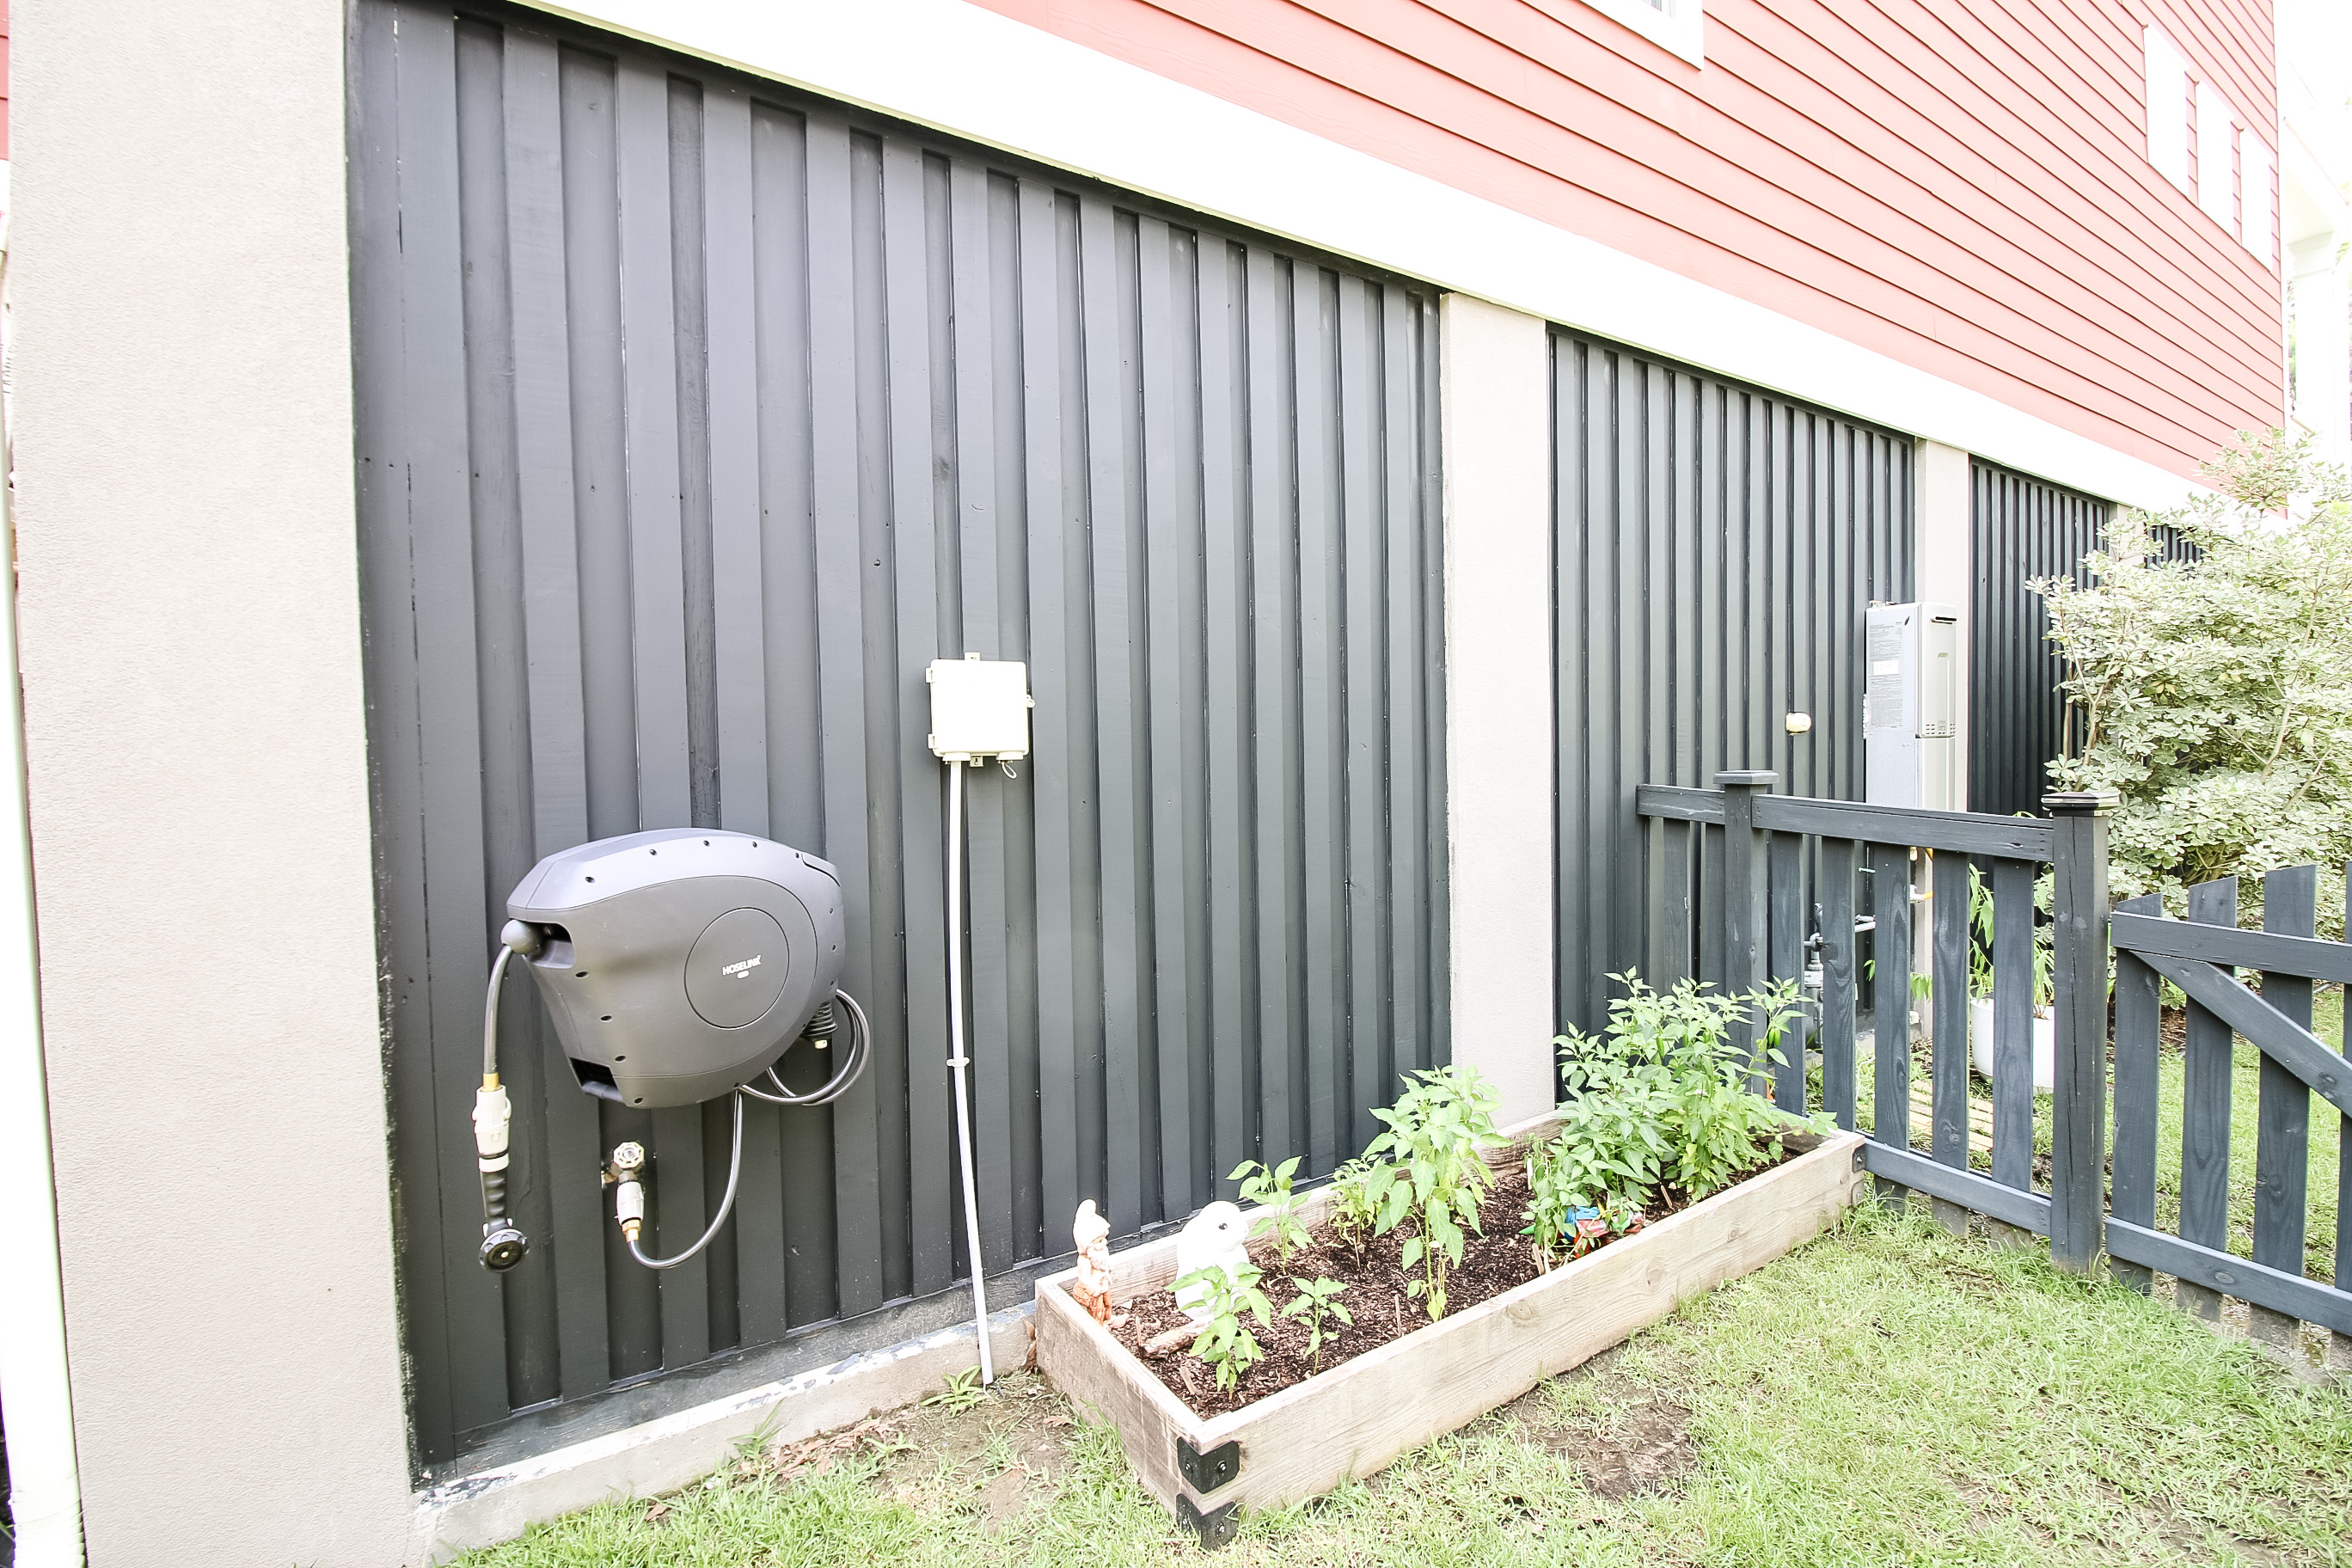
<box><xmin>1177</xmin><ymin>1261</ymin><xmax>1272</xmax><ymax>1393</ymax></box>
<box><xmin>1280</xmin><ymin>1276</ymin><xmax>1351</xmax><ymax>1371</ymax></box>
<box><xmin>1363</xmin><ymin>1064</ymin><xmax>1504</xmax><ymax>1321</ymax></box>
<box><xmin>1229</xmin><ymin>1155</ymin><xmax>1308</xmax><ymax>1265</ymax></box>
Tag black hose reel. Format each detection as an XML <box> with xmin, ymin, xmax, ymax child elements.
<box><xmin>474</xmin><ymin>828</ymin><xmax>867</xmax><ymax>1272</ymax></box>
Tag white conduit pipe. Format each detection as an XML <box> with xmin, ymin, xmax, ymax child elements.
<box><xmin>946</xmin><ymin>759</ymin><xmax>994</xmax><ymax>1383</ymax></box>
<box><xmin>0</xmin><ymin>225</ymin><xmax>87</xmax><ymax>1564</ymax></box>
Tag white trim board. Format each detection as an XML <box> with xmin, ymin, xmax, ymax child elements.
<box><xmin>524</xmin><ymin>0</ymin><xmax>2198</xmax><ymax>510</ymax></box>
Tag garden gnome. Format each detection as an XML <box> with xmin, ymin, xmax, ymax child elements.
<box><xmin>1173</xmin><ymin>1201</ymin><xmax>1250</xmax><ymax>1322</ymax></box>
<box><xmin>1070</xmin><ymin>1199</ymin><xmax>1125</xmax><ymax>1328</ymax></box>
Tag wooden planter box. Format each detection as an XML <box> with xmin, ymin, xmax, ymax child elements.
<box><xmin>1034</xmin><ymin>1123</ymin><xmax>1867</xmax><ymax>1546</ymax></box>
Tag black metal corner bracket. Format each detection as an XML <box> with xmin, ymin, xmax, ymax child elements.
<box><xmin>1175</xmin><ymin>1435</ymin><xmax>1241</xmax><ymax>1494</ymax></box>
<box><xmin>1176</xmin><ymin>1491</ymin><xmax>1240</xmax><ymax>1549</ymax></box>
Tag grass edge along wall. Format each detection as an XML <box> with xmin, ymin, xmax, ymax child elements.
<box><xmin>352</xmin><ymin>0</ymin><xmax>1447</xmax><ymax>1475</ymax></box>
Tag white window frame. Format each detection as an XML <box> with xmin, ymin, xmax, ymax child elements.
<box><xmin>1553</xmin><ymin>0</ymin><xmax>1706</xmax><ymax>68</ymax></box>
<box><xmin>2239</xmin><ymin>133</ymin><xmax>2275</xmax><ymax>265</ymax></box>
<box><xmin>2144</xmin><ymin>25</ymin><xmax>2191</xmax><ymax>193</ymax></box>
<box><xmin>2196</xmin><ymin>79</ymin><xmax>2237</xmax><ymax>230</ymax></box>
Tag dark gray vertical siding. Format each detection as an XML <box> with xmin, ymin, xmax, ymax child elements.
<box><xmin>353</xmin><ymin>1</ymin><xmax>1447</xmax><ymax>1472</ymax></box>
<box><xmin>1969</xmin><ymin>462</ymin><xmax>2107</xmax><ymax>818</ymax></box>
<box><xmin>1551</xmin><ymin>328</ymin><xmax>1914</xmax><ymax>1032</ymax></box>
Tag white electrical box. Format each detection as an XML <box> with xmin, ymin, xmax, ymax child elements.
<box><xmin>1863</xmin><ymin>603</ymin><xmax>1960</xmax><ymax>811</ymax></box>
<box><xmin>927</xmin><ymin>656</ymin><xmax>1033</xmax><ymax>763</ymax></box>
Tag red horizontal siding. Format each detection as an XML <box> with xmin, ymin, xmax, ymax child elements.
<box><xmin>970</xmin><ymin>0</ymin><xmax>2283</xmax><ymax>478</ymax></box>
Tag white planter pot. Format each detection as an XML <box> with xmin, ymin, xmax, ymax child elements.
<box><xmin>1969</xmin><ymin>996</ymin><xmax>2055</xmax><ymax>1089</ymax></box>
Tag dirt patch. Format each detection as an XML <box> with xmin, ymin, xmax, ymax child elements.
<box><xmin>1104</xmin><ymin>1139</ymin><xmax>1801</xmax><ymax>1420</ymax></box>
<box><xmin>1491</xmin><ymin>1351</ymin><xmax>1701</xmax><ymax>1500</ymax></box>
<box><xmin>717</xmin><ymin>1369</ymin><xmax>1076</xmax><ymax>1534</ymax></box>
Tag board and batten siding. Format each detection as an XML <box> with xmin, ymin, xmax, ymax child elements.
<box><xmin>1969</xmin><ymin>462</ymin><xmax>2106</xmax><ymax>820</ymax></box>
<box><xmin>1552</xmin><ymin>326</ymin><xmax>1914</xmax><ymax>1032</ymax></box>
<box><xmin>969</xmin><ymin>0</ymin><xmax>2281</xmax><ymax>481</ymax></box>
<box><xmin>352</xmin><ymin>0</ymin><xmax>1447</xmax><ymax>1471</ymax></box>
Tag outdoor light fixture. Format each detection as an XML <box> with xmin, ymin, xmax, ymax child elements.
<box><xmin>471</xmin><ymin>829</ymin><xmax>870</xmax><ymax>1274</ymax></box>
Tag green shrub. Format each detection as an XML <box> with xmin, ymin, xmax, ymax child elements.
<box><xmin>2035</xmin><ymin>429</ymin><xmax>2352</xmax><ymax>930</ymax></box>
<box><xmin>1525</xmin><ymin>972</ymin><xmax>1825</xmax><ymax>1266</ymax></box>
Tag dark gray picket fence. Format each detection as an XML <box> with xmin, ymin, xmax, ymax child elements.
<box><xmin>1635</xmin><ymin>772</ymin><xmax>2352</xmax><ymax>1356</ymax></box>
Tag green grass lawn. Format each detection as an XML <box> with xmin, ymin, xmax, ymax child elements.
<box><xmin>460</xmin><ymin>1209</ymin><xmax>2352</xmax><ymax>1568</ymax></box>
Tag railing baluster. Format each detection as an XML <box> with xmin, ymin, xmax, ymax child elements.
<box><xmin>2044</xmin><ymin>792</ymin><xmax>2111</xmax><ymax>1275</ymax></box>
<box><xmin>1769</xmin><ymin>829</ymin><xmax>1805</xmax><ymax>1112</ymax></box>
<box><xmin>2177</xmin><ymin>874</ymin><xmax>2238</xmax><ymax>1318</ymax></box>
<box><xmin>2109</xmin><ymin>892</ymin><xmax>2163</xmax><ymax>1293</ymax></box>
<box><xmin>1718</xmin><ymin>771</ymin><xmax>1773</xmax><ymax>1093</ymax></box>
<box><xmin>1657</xmin><ymin>818</ymin><xmax>1693</xmax><ymax>989</ymax></box>
<box><xmin>1990</xmin><ymin>859</ymin><xmax>2037</xmax><ymax>1197</ymax></box>
<box><xmin>2252</xmin><ymin>865</ymin><xmax>2317</xmax><ymax>1350</ymax></box>
<box><xmin>1820</xmin><ymin>837</ymin><xmax>1858</xmax><ymax>1131</ymax></box>
<box><xmin>2339</xmin><ymin>861</ymin><xmax>2351</xmax><ymax>1372</ymax></box>
<box><xmin>1870</xmin><ymin>841</ymin><xmax>1914</xmax><ymax>1212</ymax></box>
<box><xmin>1930</xmin><ymin>849</ymin><xmax>1971</xmax><ymax>1234</ymax></box>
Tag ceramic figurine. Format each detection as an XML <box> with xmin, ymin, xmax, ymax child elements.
<box><xmin>1070</xmin><ymin>1199</ymin><xmax>1125</xmax><ymax>1327</ymax></box>
<box><xmin>1173</xmin><ymin>1200</ymin><xmax>1249</xmax><ymax>1321</ymax></box>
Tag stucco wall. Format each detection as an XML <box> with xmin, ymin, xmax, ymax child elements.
<box><xmin>11</xmin><ymin>0</ymin><xmax>416</xmax><ymax>1563</ymax></box>
<box><xmin>1440</xmin><ymin>295</ymin><xmax>1556</xmax><ymax>1127</ymax></box>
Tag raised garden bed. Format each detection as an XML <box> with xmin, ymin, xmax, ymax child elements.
<box><xmin>1034</xmin><ymin>1116</ymin><xmax>1866</xmax><ymax>1546</ymax></box>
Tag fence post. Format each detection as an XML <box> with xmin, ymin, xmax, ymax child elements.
<box><xmin>1718</xmin><ymin>771</ymin><xmax>1775</xmax><ymax>1087</ymax></box>
<box><xmin>2044</xmin><ymin>791</ymin><xmax>2114</xmax><ymax>1273</ymax></box>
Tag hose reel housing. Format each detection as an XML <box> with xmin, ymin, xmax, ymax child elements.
<box><xmin>505</xmin><ymin>828</ymin><xmax>846</xmax><ymax>1109</ymax></box>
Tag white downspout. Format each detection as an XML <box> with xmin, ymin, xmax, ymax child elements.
<box><xmin>0</xmin><ymin>184</ymin><xmax>88</xmax><ymax>1566</ymax></box>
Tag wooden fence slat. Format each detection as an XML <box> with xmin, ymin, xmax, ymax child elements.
<box><xmin>1869</xmin><ymin>842</ymin><xmax>1914</xmax><ymax>1212</ymax></box>
<box><xmin>1768</xmin><ymin>830</ymin><xmax>1805</xmax><ymax>1112</ymax></box>
<box><xmin>1635</xmin><ymin>784</ymin><xmax>1723</xmax><ymax>824</ymax></box>
<box><xmin>1861</xmin><ymin>1142</ymin><xmax>2049</xmax><ymax>1234</ymax></box>
<box><xmin>2140</xmin><ymin>951</ymin><xmax>2352</xmax><ymax>1119</ymax></box>
<box><xmin>2108</xmin><ymin>910</ymin><xmax>2352</xmax><ymax>983</ymax></box>
<box><xmin>1990</xmin><ymin>859</ymin><xmax>2037</xmax><ymax>1195</ymax></box>
<box><xmin>1658</xmin><ymin>818</ymin><xmax>1692</xmax><ymax>989</ymax></box>
<box><xmin>1755</xmin><ymin>797</ymin><xmax>2055</xmax><ymax>860</ymax></box>
<box><xmin>2340</xmin><ymin>861</ymin><xmax>2351</xmax><ymax>1370</ymax></box>
<box><xmin>2106</xmin><ymin>1219</ymin><xmax>2352</xmax><ymax>1337</ymax></box>
<box><xmin>1819</xmin><ymin>838</ymin><xmax>1858</xmax><ymax>1132</ymax></box>
<box><xmin>2043</xmin><ymin>793</ymin><xmax>2110</xmax><ymax>1274</ymax></box>
<box><xmin>1718</xmin><ymin>773</ymin><xmax>1773</xmax><ymax>1097</ymax></box>
<box><xmin>1929</xmin><ymin>850</ymin><xmax>1970</xmax><ymax>1234</ymax></box>
<box><xmin>2176</xmin><ymin>876</ymin><xmax>2237</xmax><ymax>1320</ymax></box>
<box><xmin>2109</xmin><ymin>893</ymin><xmax>2164</xmax><ymax>1293</ymax></box>
<box><xmin>2252</xmin><ymin>866</ymin><xmax>2317</xmax><ymax>1349</ymax></box>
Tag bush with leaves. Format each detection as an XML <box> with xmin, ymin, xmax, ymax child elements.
<box><xmin>2034</xmin><ymin>429</ymin><xmax>2352</xmax><ymax>931</ymax></box>
<box><xmin>1363</xmin><ymin>1065</ymin><xmax>1505</xmax><ymax>1321</ymax></box>
<box><xmin>1526</xmin><ymin>972</ymin><xmax>1824</xmax><ymax>1266</ymax></box>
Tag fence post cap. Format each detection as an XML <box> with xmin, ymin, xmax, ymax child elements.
<box><xmin>1714</xmin><ymin>770</ymin><xmax>1778</xmax><ymax>788</ymax></box>
<box><xmin>2042</xmin><ymin>790</ymin><xmax>2118</xmax><ymax>816</ymax></box>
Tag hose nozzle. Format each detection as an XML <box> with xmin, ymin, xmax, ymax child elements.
<box><xmin>607</xmin><ymin>1142</ymin><xmax>648</xmax><ymax>1244</ymax></box>
<box><xmin>475</xmin><ymin>1078</ymin><xmax>529</xmax><ymax>1271</ymax></box>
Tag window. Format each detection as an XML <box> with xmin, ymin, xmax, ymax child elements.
<box><xmin>2241</xmin><ymin>138</ymin><xmax>2275</xmax><ymax>263</ymax></box>
<box><xmin>1561</xmin><ymin>0</ymin><xmax>1705</xmax><ymax>66</ymax></box>
<box><xmin>2144</xmin><ymin>26</ymin><xmax>2190</xmax><ymax>192</ymax></box>
<box><xmin>2196</xmin><ymin>80</ymin><xmax>2235</xmax><ymax>229</ymax></box>
<box><xmin>2143</xmin><ymin>23</ymin><xmax>2276</xmax><ymax>268</ymax></box>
